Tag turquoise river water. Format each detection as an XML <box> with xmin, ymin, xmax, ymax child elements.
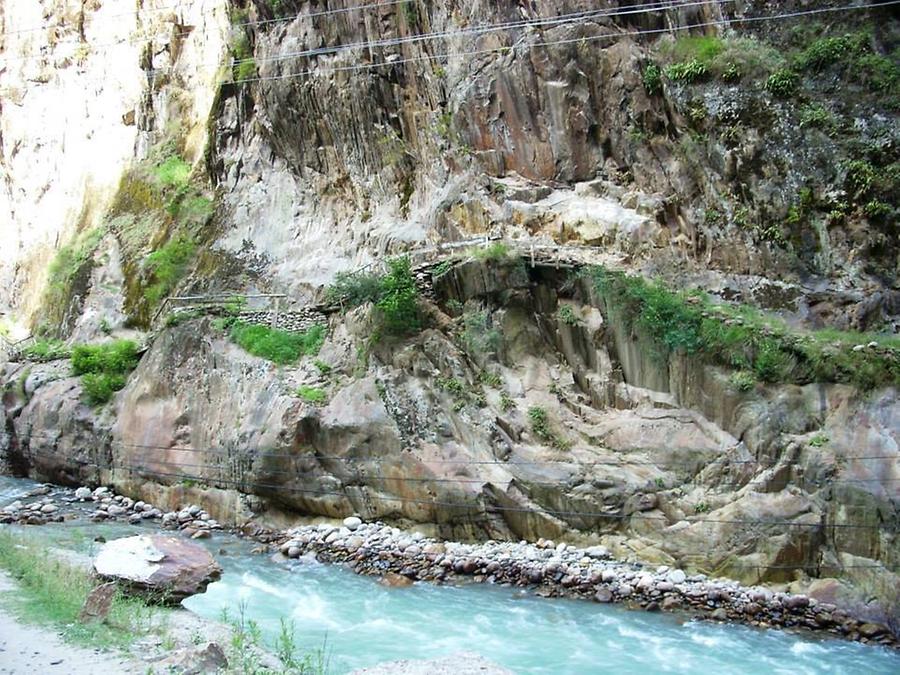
<box><xmin>2</xmin><ymin>476</ymin><xmax>898</xmax><ymax>674</ymax></box>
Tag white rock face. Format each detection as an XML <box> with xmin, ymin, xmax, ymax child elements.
<box><xmin>93</xmin><ymin>535</ymin><xmax>165</xmax><ymax>582</ymax></box>
<box><xmin>0</xmin><ymin>0</ymin><xmax>229</xmax><ymax>320</ymax></box>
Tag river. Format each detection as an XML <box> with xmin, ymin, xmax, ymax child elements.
<box><xmin>1</xmin><ymin>476</ymin><xmax>898</xmax><ymax>674</ymax></box>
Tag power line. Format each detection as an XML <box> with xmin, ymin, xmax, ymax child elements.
<box><xmin>20</xmin><ymin>449</ymin><xmax>899</xmax><ymax>531</ymax></box>
<box><xmin>0</xmin><ymin>0</ymin><xmax>411</xmax><ymax>38</ymax></box>
<box><xmin>224</xmin><ymin>2</ymin><xmax>900</xmax><ymax>86</ymax></box>
<box><xmin>0</xmin><ymin>1</ymin><xmax>720</xmax><ymax>67</ymax></box>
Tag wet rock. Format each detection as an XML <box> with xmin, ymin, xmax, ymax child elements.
<box><xmin>667</xmin><ymin>570</ymin><xmax>686</xmax><ymax>584</ymax></box>
<box><xmin>74</xmin><ymin>487</ymin><xmax>92</xmax><ymax>500</ymax></box>
<box><xmin>343</xmin><ymin>516</ymin><xmax>362</xmax><ymax>531</ymax></box>
<box><xmin>660</xmin><ymin>596</ymin><xmax>681</xmax><ymax>611</ymax></box>
<box><xmin>380</xmin><ymin>572</ymin><xmax>413</xmax><ymax>588</ymax></box>
<box><xmin>93</xmin><ymin>535</ymin><xmax>221</xmax><ymax>603</ymax></box>
<box><xmin>858</xmin><ymin>623</ymin><xmax>888</xmax><ymax>639</ymax></box>
<box><xmin>39</xmin><ymin>504</ymin><xmax>58</xmax><ymax>514</ymax></box>
<box><xmin>711</xmin><ymin>608</ymin><xmax>729</xmax><ymax>621</ymax></box>
<box><xmin>594</xmin><ymin>588</ymin><xmax>613</xmax><ymax>603</ymax></box>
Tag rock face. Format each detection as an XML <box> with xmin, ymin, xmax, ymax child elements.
<box><xmin>93</xmin><ymin>535</ymin><xmax>221</xmax><ymax>603</ymax></box>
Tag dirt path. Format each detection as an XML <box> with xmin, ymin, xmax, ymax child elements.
<box><xmin>0</xmin><ymin>572</ymin><xmax>146</xmax><ymax>675</ymax></box>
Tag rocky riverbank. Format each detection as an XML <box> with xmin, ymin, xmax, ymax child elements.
<box><xmin>272</xmin><ymin>517</ymin><xmax>898</xmax><ymax>650</ymax></box>
<box><xmin>2</xmin><ymin>480</ymin><xmax>896</xmax><ymax>650</ymax></box>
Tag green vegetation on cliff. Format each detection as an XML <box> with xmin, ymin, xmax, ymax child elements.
<box><xmin>229</xmin><ymin>322</ymin><xmax>325</xmax><ymax>365</ymax></box>
<box><xmin>71</xmin><ymin>339</ymin><xmax>140</xmax><ymax>404</ymax></box>
<box><xmin>592</xmin><ymin>267</ymin><xmax>900</xmax><ymax>389</ymax></box>
<box><xmin>38</xmin><ymin>226</ymin><xmax>105</xmax><ymax>336</ymax></box>
<box><xmin>108</xmin><ymin>138</ymin><xmax>215</xmax><ymax>328</ymax></box>
<box><xmin>326</xmin><ymin>256</ymin><xmax>422</xmax><ymax>337</ymax></box>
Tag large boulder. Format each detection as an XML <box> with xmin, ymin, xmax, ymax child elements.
<box><xmin>93</xmin><ymin>535</ymin><xmax>221</xmax><ymax>603</ymax></box>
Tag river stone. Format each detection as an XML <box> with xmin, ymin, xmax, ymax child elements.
<box><xmin>93</xmin><ymin>535</ymin><xmax>222</xmax><ymax>603</ymax></box>
<box><xmin>39</xmin><ymin>503</ymin><xmax>58</xmax><ymax>514</ymax></box>
<box><xmin>380</xmin><ymin>572</ymin><xmax>413</xmax><ymax>588</ymax></box>
<box><xmin>858</xmin><ymin>623</ymin><xmax>888</xmax><ymax>638</ymax></box>
<box><xmin>159</xmin><ymin>642</ymin><xmax>228</xmax><ymax>675</ymax></box>
<box><xmin>74</xmin><ymin>487</ymin><xmax>92</xmax><ymax>500</ymax></box>
<box><xmin>594</xmin><ymin>588</ymin><xmax>613</xmax><ymax>603</ymax></box>
<box><xmin>343</xmin><ymin>516</ymin><xmax>362</xmax><ymax>531</ymax></box>
<box><xmin>667</xmin><ymin>569</ymin><xmax>686</xmax><ymax>584</ymax></box>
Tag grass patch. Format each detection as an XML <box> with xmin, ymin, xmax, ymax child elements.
<box><xmin>21</xmin><ymin>339</ymin><xmax>70</xmax><ymax>361</ymax></box>
<box><xmin>591</xmin><ymin>266</ymin><xmax>900</xmax><ymax>389</ymax></box>
<box><xmin>664</xmin><ymin>60</ymin><xmax>708</xmax><ymax>83</ymax></box>
<box><xmin>71</xmin><ymin>339</ymin><xmax>140</xmax><ymax>405</ymax></box>
<box><xmin>229</xmin><ymin>322</ymin><xmax>325</xmax><ymax>364</ymax></box>
<box><xmin>527</xmin><ymin>406</ymin><xmax>571</xmax><ymax>450</ymax></box>
<box><xmin>0</xmin><ymin>531</ymin><xmax>166</xmax><ymax>650</ymax></box>
<box><xmin>296</xmin><ymin>385</ymin><xmax>327</xmax><ymax>404</ymax></box>
<box><xmin>469</xmin><ymin>242</ymin><xmax>515</xmax><ymax>261</ymax></box>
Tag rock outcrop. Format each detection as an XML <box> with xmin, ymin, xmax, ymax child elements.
<box><xmin>93</xmin><ymin>534</ymin><xmax>222</xmax><ymax>603</ymax></box>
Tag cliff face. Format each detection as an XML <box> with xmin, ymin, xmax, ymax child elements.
<box><xmin>1</xmin><ymin>0</ymin><xmax>899</xmax><ymax>612</ymax></box>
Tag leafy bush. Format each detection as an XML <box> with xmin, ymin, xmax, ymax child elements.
<box><xmin>643</xmin><ymin>63</ymin><xmax>662</xmax><ymax>96</ymax></box>
<box><xmin>296</xmin><ymin>385</ymin><xmax>327</xmax><ymax>404</ymax></box>
<box><xmin>729</xmin><ymin>371</ymin><xmax>756</xmax><ymax>392</ymax></box>
<box><xmin>527</xmin><ymin>406</ymin><xmax>570</xmax><ymax>450</ymax></box>
<box><xmin>81</xmin><ymin>372</ymin><xmax>127</xmax><ymax>405</ymax></box>
<box><xmin>798</xmin><ymin>103</ymin><xmax>838</xmax><ymax>133</ymax></box>
<box><xmin>844</xmin><ymin>160</ymin><xmax>877</xmax><ymax>198</ymax></box>
<box><xmin>808</xmin><ymin>432</ymin><xmax>829</xmax><ymax>448</ymax></box>
<box><xmin>765</xmin><ymin>69</ymin><xmax>799</xmax><ymax>97</ymax></box>
<box><xmin>234</xmin><ymin>58</ymin><xmax>257</xmax><ymax>82</ymax></box>
<box><xmin>665</xmin><ymin>60</ymin><xmax>708</xmax><ymax>83</ymax></box>
<box><xmin>796</xmin><ymin>35</ymin><xmax>853</xmax><ymax>71</ymax></box>
<box><xmin>375</xmin><ymin>257</ymin><xmax>421</xmax><ymax>335</ymax></box>
<box><xmin>557</xmin><ymin>305</ymin><xmax>580</xmax><ymax>326</ymax></box>
<box><xmin>229</xmin><ymin>322</ymin><xmax>326</xmax><ymax>364</ymax></box>
<box><xmin>325</xmin><ymin>269</ymin><xmax>384</xmax><ymax>307</ymax></box>
<box><xmin>461</xmin><ymin>309</ymin><xmax>501</xmax><ymax>354</ymax></box>
<box><xmin>313</xmin><ymin>359</ymin><xmax>333</xmax><ymax>375</ymax></box>
<box><xmin>71</xmin><ymin>340</ymin><xmax>139</xmax><ymax>376</ymax></box>
<box><xmin>71</xmin><ymin>340</ymin><xmax>139</xmax><ymax>404</ymax></box>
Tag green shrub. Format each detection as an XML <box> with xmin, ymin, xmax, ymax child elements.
<box><xmin>71</xmin><ymin>340</ymin><xmax>139</xmax><ymax>404</ymax></box>
<box><xmin>234</xmin><ymin>58</ymin><xmax>257</xmax><ymax>82</ymax></box>
<box><xmin>71</xmin><ymin>340</ymin><xmax>139</xmax><ymax>376</ymax></box>
<box><xmin>81</xmin><ymin>372</ymin><xmax>127</xmax><ymax>405</ymax></box>
<box><xmin>844</xmin><ymin>160</ymin><xmax>877</xmax><ymax>198</ymax></box>
<box><xmin>375</xmin><ymin>256</ymin><xmax>421</xmax><ymax>335</ymax></box>
<box><xmin>729</xmin><ymin>371</ymin><xmax>756</xmax><ymax>392</ymax></box>
<box><xmin>643</xmin><ymin>63</ymin><xmax>663</xmax><ymax>96</ymax></box>
<box><xmin>325</xmin><ymin>269</ymin><xmax>384</xmax><ymax>307</ymax></box>
<box><xmin>765</xmin><ymin>69</ymin><xmax>799</xmax><ymax>97</ymax></box>
<box><xmin>296</xmin><ymin>385</ymin><xmax>327</xmax><ymax>404</ymax></box>
<box><xmin>665</xmin><ymin>60</ymin><xmax>708</xmax><ymax>83</ymax></box>
<box><xmin>796</xmin><ymin>35</ymin><xmax>852</xmax><ymax>71</ymax></box>
<box><xmin>500</xmin><ymin>391</ymin><xmax>515</xmax><ymax>412</ymax></box>
<box><xmin>479</xmin><ymin>370</ymin><xmax>503</xmax><ymax>388</ymax></box>
<box><xmin>229</xmin><ymin>322</ymin><xmax>326</xmax><ymax>364</ymax></box>
<box><xmin>527</xmin><ymin>406</ymin><xmax>570</xmax><ymax>450</ymax></box>
<box><xmin>668</xmin><ymin>36</ymin><xmax>724</xmax><ymax>63</ymax></box>
<box><xmin>313</xmin><ymin>359</ymin><xmax>333</xmax><ymax>375</ymax></box>
<box><xmin>143</xmin><ymin>237</ymin><xmax>196</xmax><ymax>307</ymax></box>
<box><xmin>461</xmin><ymin>309</ymin><xmax>501</xmax><ymax>354</ymax></box>
<box><xmin>798</xmin><ymin>103</ymin><xmax>838</xmax><ymax>133</ymax></box>
<box><xmin>809</xmin><ymin>432</ymin><xmax>829</xmax><ymax>448</ymax></box>
<box><xmin>557</xmin><ymin>305</ymin><xmax>580</xmax><ymax>326</ymax></box>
